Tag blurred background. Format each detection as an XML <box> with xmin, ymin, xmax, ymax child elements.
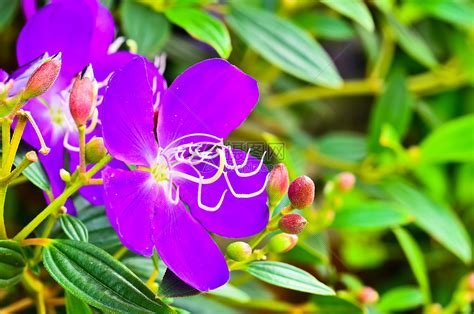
<box><xmin>0</xmin><ymin>0</ymin><xmax>473</xmax><ymax>313</ymax></box>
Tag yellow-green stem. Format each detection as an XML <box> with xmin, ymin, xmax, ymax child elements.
<box><xmin>22</xmin><ymin>270</ymin><xmax>46</xmax><ymax>314</ymax></box>
<box><xmin>1</xmin><ymin>118</ymin><xmax>11</xmax><ymax>168</ymax></box>
<box><xmin>14</xmin><ymin>154</ymin><xmax>112</xmax><ymax>241</ymax></box>
<box><xmin>78</xmin><ymin>125</ymin><xmax>86</xmax><ymax>173</ymax></box>
<box><xmin>3</xmin><ymin>114</ymin><xmax>28</xmax><ymax>174</ymax></box>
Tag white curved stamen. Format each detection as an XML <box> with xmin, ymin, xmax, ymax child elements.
<box><xmin>163</xmin><ymin>133</ymin><xmax>223</xmax><ymax>152</ymax></box>
<box><xmin>223</xmin><ymin>172</ymin><xmax>269</xmax><ymax>199</ymax></box>
<box><xmin>197</xmin><ymin>178</ymin><xmax>227</xmax><ymax>212</ymax></box>
<box><xmin>108</xmin><ymin>37</ymin><xmax>125</xmax><ymax>54</ymax></box>
<box><xmin>234</xmin><ymin>151</ymin><xmax>267</xmax><ymax>178</ymax></box>
<box><xmin>63</xmin><ymin>132</ymin><xmax>79</xmax><ymax>152</ymax></box>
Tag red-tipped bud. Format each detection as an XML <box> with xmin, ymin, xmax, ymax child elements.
<box><xmin>279</xmin><ymin>214</ymin><xmax>307</xmax><ymax>234</ymax></box>
<box><xmin>336</xmin><ymin>172</ymin><xmax>356</xmax><ymax>192</ymax></box>
<box><xmin>267</xmin><ymin>233</ymin><xmax>298</xmax><ymax>253</ymax></box>
<box><xmin>23</xmin><ymin>53</ymin><xmax>61</xmax><ymax>99</ymax></box>
<box><xmin>267</xmin><ymin>163</ymin><xmax>289</xmax><ymax>206</ymax></box>
<box><xmin>69</xmin><ymin>65</ymin><xmax>97</xmax><ymax>126</ymax></box>
<box><xmin>85</xmin><ymin>137</ymin><xmax>107</xmax><ymax>164</ymax></box>
<box><xmin>357</xmin><ymin>287</ymin><xmax>379</xmax><ymax>304</ymax></box>
<box><xmin>226</xmin><ymin>241</ymin><xmax>252</xmax><ymax>262</ymax></box>
<box><xmin>467</xmin><ymin>272</ymin><xmax>474</xmax><ymax>291</ymax></box>
<box><xmin>288</xmin><ymin>176</ymin><xmax>315</xmax><ymax>209</ymax></box>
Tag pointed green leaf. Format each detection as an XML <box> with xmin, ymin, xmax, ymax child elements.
<box><xmin>378</xmin><ymin>285</ymin><xmax>424</xmax><ymax>312</ymax></box>
<box><xmin>420</xmin><ymin>114</ymin><xmax>474</xmax><ymax>163</ymax></box>
<box><xmin>77</xmin><ymin>205</ymin><xmax>121</xmax><ymax>250</ymax></box>
<box><xmin>393</xmin><ymin>228</ymin><xmax>430</xmax><ymax>303</ymax></box>
<box><xmin>165</xmin><ymin>7</ymin><xmax>231</xmax><ymax>58</ymax></box>
<box><xmin>65</xmin><ymin>291</ymin><xmax>93</xmax><ymax>314</ymax></box>
<box><xmin>312</xmin><ymin>295</ymin><xmax>363</xmax><ymax>314</ymax></box>
<box><xmin>121</xmin><ymin>0</ymin><xmax>170</xmax><ymax>58</ymax></box>
<box><xmin>384</xmin><ymin>181</ymin><xmax>472</xmax><ymax>264</ymax></box>
<box><xmin>227</xmin><ymin>5</ymin><xmax>342</xmax><ymax>87</ymax></box>
<box><xmin>386</xmin><ymin>14</ymin><xmax>438</xmax><ymax>68</ymax></box>
<box><xmin>321</xmin><ymin>0</ymin><xmax>374</xmax><ymax>32</ymax></box>
<box><xmin>43</xmin><ymin>240</ymin><xmax>173</xmax><ymax>313</ymax></box>
<box><xmin>0</xmin><ymin>240</ymin><xmax>26</xmax><ymax>288</ymax></box>
<box><xmin>60</xmin><ymin>215</ymin><xmax>89</xmax><ymax>242</ymax></box>
<box><xmin>244</xmin><ymin>261</ymin><xmax>334</xmax><ymax>295</ymax></box>
<box><xmin>332</xmin><ymin>202</ymin><xmax>413</xmax><ymax>230</ymax></box>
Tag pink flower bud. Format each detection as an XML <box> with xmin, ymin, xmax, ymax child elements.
<box><xmin>357</xmin><ymin>286</ymin><xmax>379</xmax><ymax>304</ymax></box>
<box><xmin>279</xmin><ymin>213</ymin><xmax>307</xmax><ymax>234</ymax></box>
<box><xmin>69</xmin><ymin>65</ymin><xmax>97</xmax><ymax>126</ymax></box>
<box><xmin>85</xmin><ymin>137</ymin><xmax>107</xmax><ymax>164</ymax></box>
<box><xmin>226</xmin><ymin>241</ymin><xmax>252</xmax><ymax>262</ymax></box>
<box><xmin>23</xmin><ymin>53</ymin><xmax>61</xmax><ymax>99</ymax></box>
<box><xmin>267</xmin><ymin>233</ymin><xmax>298</xmax><ymax>253</ymax></box>
<box><xmin>336</xmin><ymin>172</ymin><xmax>356</xmax><ymax>192</ymax></box>
<box><xmin>288</xmin><ymin>176</ymin><xmax>315</xmax><ymax>209</ymax></box>
<box><xmin>468</xmin><ymin>272</ymin><xmax>474</xmax><ymax>291</ymax></box>
<box><xmin>267</xmin><ymin>163</ymin><xmax>289</xmax><ymax>206</ymax></box>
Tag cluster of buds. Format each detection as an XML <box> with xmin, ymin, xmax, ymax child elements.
<box><xmin>288</xmin><ymin>175</ymin><xmax>315</xmax><ymax>209</ymax></box>
<box><xmin>266</xmin><ymin>163</ymin><xmax>289</xmax><ymax>207</ymax></box>
<box><xmin>69</xmin><ymin>65</ymin><xmax>98</xmax><ymax>127</ymax></box>
<box><xmin>279</xmin><ymin>213</ymin><xmax>307</xmax><ymax>234</ymax></box>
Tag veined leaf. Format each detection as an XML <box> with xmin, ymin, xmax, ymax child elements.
<box><xmin>65</xmin><ymin>291</ymin><xmax>93</xmax><ymax>314</ymax></box>
<box><xmin>121</xmin><ymin>0</ymin><xmax>170</xmax><ymax>58</ymax></box>
<box><xmin>43</xmin><ymin>240</ymin><xmax>173</xmax><ymax>313</ymax></box>
<box><xmin>293</xmin><ymin>12</ymin><xmax>355</xmax><ymax>40</ymax></box>
<box><xmin>227</xmin><ymin>4</ymin><xmax>342</xmax><ymax>87</ymax></box>
<box><xmin>0</xmin><ymin>240</ymin><xmax>26</xmax><ymax>288</ymax></box>
<box><xmin>332</xmin><ymin>202</ymin><xmax>413</xmax><ymax>230</ymax></box>
<box><xmin>384</xmin><ymin>181</ymin><xmax>472</xmax><ymax>264</ymax></box>
<box><xmin>244</xmin><ymin>261</ymin><xmax>334</xmax><ymax>295</ymax></box>
<box><xmin>165</xmin><ymin>7</ymin><xmax>231</xmax><ymax>58</ymax></box>
<box><xmin>321</xmin><ymin>0</ymin><xmax>374</xmax><ymax>32</ymax></box>
<box><xmin>317</xmin><ymin>132</ymin><xmax>367</xmax><ymax>162</ymax></box>
<box><xmin>420</xmin><ymin>114</ymin><xmax>474</xmax><ymax>163</ymax></box>
<box><xmin>60</xmin><ymin>215</ymin><xmax>89</xmax><ymax>242</ymax></box>
<box><xmin>312</xmin><ymin>295</ymin><xmax>363</xmax><ymax>314</ymax></box>
<box><xmin>77</xmin><ymin>205</ymin><xmax>121</xmax><ymax>250</ymax></box>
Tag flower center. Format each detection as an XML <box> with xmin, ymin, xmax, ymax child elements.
<box><xmin>150</xmin><ymin>154</ymin><xmax>170</xmax><ymax>182</ymax></box>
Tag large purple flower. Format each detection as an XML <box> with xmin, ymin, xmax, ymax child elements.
<box><xmin>15</xmin><ymin>0</ymin><xmax>156</xmax><ymax>210</ymax></box>
<box><xmin>101</xmin><ymin>57</ymin><xmax>269</xmax><ymax>291</ymax></box>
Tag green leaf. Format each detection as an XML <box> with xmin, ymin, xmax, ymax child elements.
<box><xmin>60</xmin><ymin>215</ymin><xmax>89</xmax><ymax>242</ymax></box>
<box><xmin>332</xmin><ymin>202</ymin><xmax>413</xmax><ymax>230</ymax></box>
<box><xmin>244</xmin><ymin>261</ymin><xmax>335</xmax><ymax>295</ymax></box>
<box><xmin>42</xmin><ymin>240</ymin><xmax>172</xmax><ymax>313</ymax></box>
<box><xmin>317</xmin><ymin>132</ymin><xmax>367</xmax><ymax>162</ymax></box>
<box><xmin>121</xmin><ymin>0</ymin><xmax>170</xmax><ymax>58</ymax></box>
<box><xmin>386</xmin><ymin>14</ymin><xmax>438</xmax><ymax>68</ymax></box>
<box><xmin>165</xmin><ymin>7</ymin><xmax>231</xmax><ymax>58</ymax></box>
<box><xmin>321</xmin><ymin>0</ymin><xmax>374</xmax><ymax>32</ymax></box>
<box><xmin>0</xmin><ymin>240</ymin><xmax>26</xmax><ymax>288</ymax></box>
<box><xmin>312</xmin><ymin>295</ymin><xmax>363</xmax><ymax>314</ymax></box>
<box><xmin>384</xmin><ymin>181</ymin><xmax>472</xmax><ymax>263</ymax></box>
<box><xmin>65</xmin><ymin>291</ymin><xmax>93</xmax><ymax>314</ymax></box>
<box><xmin>77</xmin><ymin>205</ymin><xmax>121</xmax><ymax>250</ymax></box>
<box><xmin>0</xmin><ymin>0</ymin><xmax>18</xmax><ymax>30</ymax></box>
<box><xmin>378</xmin><ymin>286</ymin><xmax>424</xmax><ymax>312</ymax></box>
<box><xmin>420</xmin><ymin>114</ymin><xmax>474</xmax><ymax>163</ymax></box>
<box><xmin>293</xmin><ymin>12</ymin><xmax>355</xmax><ymax>40</ymax></box>
<box><xmin>455</xmin><ymin>163</ymin><xmax>474</xmax><ymax>206</ymax></box>
<box><xmin>14</xmin><ymin>148</ymin><xmax>50</xmax><ymax>191</ymax></box>
<box><xmin>412</xmin><ymin>0</ymin><xmax>474</xmax><ymax>29</ymax></box>
<box><xmin>122</xmin><ymin>256</ymin><xmax>166</xmax><ymax>282</ymax></box>
<box><xmin>393</xmin><ymin>228</ymin><xmax>430</xmax><ymax>303</ymax></box>
<box><xmin>368</xmin><ymin>70</ymin><xmax>412</xmax><ymax>151</ymax></box>
<box><xmin>227</xmin><ymin>5</ymin><xmax>342</xmax><ymax>87</ymax></box>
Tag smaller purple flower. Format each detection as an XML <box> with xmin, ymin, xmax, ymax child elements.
<box><xmin>101</xmin><ymin>57</ymin><xmax>269</xmax><ymax>291</ymax></box>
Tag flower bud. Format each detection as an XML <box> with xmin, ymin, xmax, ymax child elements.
<box><xmin>59</xmin><ymin>169</ymin><xmax>71</xmax><ymax>182</ymax></box>
<box><xmin>357</xmin><ymin>286</ymin><xmax>379</xmax><ymax>304</ymax></box>
<box><xmin>69</xmin><ymin>65</ymin><xmax>98</xmax><ymax>126</ymax></box>
<box><xmin>23</xmin><ymin>53</ymin><xmax>61</xmax><ymax>99</ymax></box>
<box><xmin>467</xmin><ymin>272</ymin><xmax>474</xmax><ymax>291</ymax></box>
<box><xmin>279</xmin><ymin>214</ymin><xmax>307</xmax><ymax>234</ymax></box>
<box><xmin>266</xmin><ymin>163</ymin><xmax>289</xmax><ymax>206</ymax></box>
<box><xmin>226</xmin><ymin>241</ymin><xmax>252</xmax><ymax>262</ymax></box>
<box><xmin>85</xmin><ymin>137</ymin><xmax>107</xmax><ymax>164</ymax></box>
<box><xmin>267</xmin><ymin>233</ymin><xmax>298</xmax><ymax>253</ymax></box>
<box><xmin>288</xmin><ymin>176</ymin><xmax>315</xmax><ymax>209</ymax></box>
<box><xmin>336</xmin><ymin>172</ymin><xmax>356</xmax><ymax>192</ymax></box>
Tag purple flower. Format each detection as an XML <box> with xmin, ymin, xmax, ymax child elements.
<box><xmin>15</xmin><ymin>0</ymin><xmax>154</xmax><ymax>211</ymax></box>
<box><xmin>101</xmin><ymin>57</ymin><xmax>269</xmax><ymax>291</ymax></box>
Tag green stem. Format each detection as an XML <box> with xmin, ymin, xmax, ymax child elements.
<box><xmin>0</xmin><ymin>185</ymin><xmax>7</xmax><ymax>239</ymax></box>
<box><xmin>1</xmin><ymin>118</ymin><xmax>11</xmax><ymax>168</ymax></box>
<box><xmin>0</xmin><ymin>155</ymin><xmax>35</xmax><ymax>185</ymax></box>
<box><xmin>3</xmin><ymin>114</ymin><xmax>28</xmax><ymax>174</ymax></box>
<box><xmin>32</xmin><ymin>214</ymin><xmax>60</xmax><ymax>264</ymax></box>
<box><xmin>22</xmin><ymin>270</ymin><xmax>46</xmax><ymax>314</ymax></box>
<box><xmin>14</xmin><ymin>154</ymin><xmax>112</xmax><ymax>241</ymax></box>
<box><xmin>78</xmin><ymin>125</ymin><xmax>86</xmax><ymax>173</ymax></box>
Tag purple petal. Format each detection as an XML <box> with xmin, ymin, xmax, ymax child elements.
<box><xmin>0</xmin><ymin>69</ymin><xmax>9</xmax><ymax>83</ymax></box>
<box><xmin>17</xmin><ymin>1</ymin><xmax>96</xmax><ymax>79</ymax></box>
<box><xmin>177</xmin><ymin>149</ymin><xmax>269</xmax><ymax>238</ymax></box>
<box><xmin>103</xmin><ymin>167</ymin><xmax>157</xmax><ymax>256</ymax></box>
<box><xmin>21</xmin><ymin>0</ymin><xmax>37</xmax><ymax>19</ymax></box>
<box><xmin>157</xmin><ymin>59</ymin><xmax>259</xmax><ymax>147</ymax></box>
<box><xmin>153</xmin><ymin>186</ymin><xmax>229</xmax><ymax>291</ymax></box>
<box><xmin>93</xmin><ymin>51</ymin><xmax>136</xmax><ymax>83</ymax></box>
<box><xmin>101</xmin><ymin>57</ymin><xmax>159</xmax><ymax>166</ymax></box>
<box><xmin>9</xmin><ymin>53</ymin><xmax>49</xmax><ymax>97</ymax></box>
